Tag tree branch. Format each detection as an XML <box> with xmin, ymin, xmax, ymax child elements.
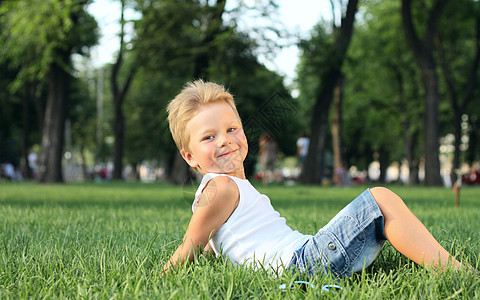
<box><xmin>120</xmin><ymin>66</ymin><xmax>137</xmax><ymax>101</ymax></box>
<box><xmin>435</xmin><ymin>34</ymin><xmax>458</xmax><ymax>111</ymax></box>
<box><xmin>425</xmin><ymin>0</ymin><xmax>449</xmax><ymax>49</ymax></box>
<box><xmin>340</xmin><ymin>0</ymin><xmax>358</xmax><ymax>39</ymax></box>
<box><xmin>401</xmin><ymin>0</ymin><xmax>422</xmax><ymax>57</ymax></box>
<box><xmin>111</xmin><ymin>0</ymin><xmax>126</xmax><ymax>105</ymax></box>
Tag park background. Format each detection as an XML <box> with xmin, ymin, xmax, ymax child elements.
<box><xmin>1</xmin><ymin>1</ymin><xmax>480</xmax><ymax>298</ymax></box>
<box><xmin>1</xmin><ymin>0</ymin><xmax>479</xmax><ymax>187</ymax></box>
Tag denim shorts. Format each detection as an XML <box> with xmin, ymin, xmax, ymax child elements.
<box><xmin>287</xmin><ymin>189</ymin><xmax>386</xmax><ymax>278</ymax></box>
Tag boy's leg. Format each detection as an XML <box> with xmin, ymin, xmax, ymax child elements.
<box><xmin>369</xmin><ymin>187</ymin><xmax>464</xmax><ymax>271</ymax></box>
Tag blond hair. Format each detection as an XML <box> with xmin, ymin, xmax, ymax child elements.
<box><xmin>167</xmin><ymin>80</ymin><xmax>241</xmax><ymax>151</ymax></box>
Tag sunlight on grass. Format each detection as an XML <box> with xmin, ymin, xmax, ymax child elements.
<box><xmin>0</xmin><ymin>181</ymin><xmax>479</xmax><ymax>298</ymax></box>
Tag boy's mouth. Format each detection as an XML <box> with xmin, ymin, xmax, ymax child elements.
<box><xmin>217</xmin><ymin>149</ymin><xmax>238</xmax><ymax>158</ymax></box>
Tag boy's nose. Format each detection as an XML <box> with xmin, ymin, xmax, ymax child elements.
<box><xmin>217</xmin><ymin>134</ymin><xmax>231</xmax><ymax>147</ymax></box>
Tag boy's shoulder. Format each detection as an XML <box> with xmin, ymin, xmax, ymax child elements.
<box><xmin>196</xmin><ymin>175</ymin><xmax>239</xmax><ymax>212</ymax></box>
<box><xmin>205</xmin><ymin>175</ymin><xmax>239</xmax><ymax>195</ymax></box>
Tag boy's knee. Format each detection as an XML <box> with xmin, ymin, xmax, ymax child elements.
<box><xmin>370</xmin><ymin>187</ymin><xmax>403</xmax><ymax>208</ymax></box>
<box><xmin>370</xmin><ymin>187</ymin><xmax>392</xmax><ymax>198</ymax></box>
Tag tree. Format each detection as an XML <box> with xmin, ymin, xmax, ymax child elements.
<box><xmin>330</xmin><ymin>74</ymin><xmax>345</xmax><ymax>185</ymax></box>
<box><xmin>435</xmin><ymin>0</ymin><xmax>480</xmax><ymax>182</ymax></box>
<box><xmin>401</xmin><ymin>0</ymin><xmax>448</xmax><ymax>186</ymax></box>
<box><xmin>111</xmin><ymin>0</ymin><xmax>137</xmax><ymax>180</ymax></box>
<box><xmin>123</xmin><ymin>66</ymin><xmax>184</xmax><ymax>181</ymax></box>
<box><xmin>342</xmin><ymin>0</ymin><xmax>424</xmax><ymax>184</ymax></box>
<box><xmin>129</xmin><ymin>0</ymin><xmax>225</xmax><ymax>184</ymax></box>
<box><xmin>300</xmin><ymin>0</ymin><xmax>359</xmax><ymax>184</ymax></box>
<box><xmin>0</xmin><ymin>0</ymin><xmax>98</xmax><ymax>183</ymax></box>
<box><xmin>131</xmin><ymin>0</ymin><xmax>288</xmax><ymax>184</ymax></box>
<box><xmin>69</xmin><ymin>69</ymin><xmax>98</xmax><ymax>180</ymax></box>
<box><xmin>1</xmin><ymin>5</ymin><xmax>44</xmax><ymax>179</ymax></box>
<box><xmin>0</xmin><ymin>62</ymin><xmax>23</xmax><ymax>170</ymax></box>
<box><xmin>125</xmin><ymin>5</ymin><xmax>297</xmax><ymax>181</ymax></box>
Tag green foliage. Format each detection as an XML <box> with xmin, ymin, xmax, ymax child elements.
<box><xmin>0</xmin><ymin>0</ymin><xmax>99</xmax><ymax>179</ymax></box>
<box><xmin>437</xmin><ymin>1</ymin><xmax>477</xmax><ymax>90</ymax></box>
<box><xmin>69</xmin><ymin>71</ymin><xmax>98</xmax><ymax>157</ymax></box>
<box><xmin>0</xmin><ymin>63</ymin><xmax>21</xmax><ymax>164</ymax></box>
<box><xmin>296</xmin><ymin>22</ymin><xmax>335</xmax><ymax>131</ymax></box>
<box><xmin>0</xmin><ymin>0</ymin><xmax>99</xmax><ymax>92</ymax></box>
<box><xmin>124</xmin><ymin>66</ymin><xmax>181</xmax><ymax>165</ymax></box>
<box><xmin>2</xmin><ymin>0</ymin><xmax>478</xmax><ymax>181</ymax></box>
<box><xmin>122</xmin><ymin>0</ymin><xmax>299</xmax><ymax>171</ymax></box>
<box><xmin>0</xmin><ymin>182</ymin><xmax>479</xmax><ymax>298</ymax></box>
<box><xmin>210</xmin><ymin>32</ymin><xmax>300</xmax><ymax>157</ymax></box>
<box><xmin>436</xmin><ymin>0</ymin><xmax>480</xmax><ymax>143</ymax></box>
<box><xmin>296</xmin><ymin>0</ymin><xmax>480</xmax><ymax>173</ymax></box>
<box><xmin>132</xmin><ymin>0</ymin><xmax>207</xmax><ymax>76</ymax></box>
<box><xmin>343</xmin><ymin>0</ymin><xmax>424</xmax><ymax>168</ymax></box>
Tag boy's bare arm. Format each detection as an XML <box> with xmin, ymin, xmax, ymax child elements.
<box><xmin>162</xmin><ymin>176</ymin><xmax>239</xmax><ymax>275</ymax></box>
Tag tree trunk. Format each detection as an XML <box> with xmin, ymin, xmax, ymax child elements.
<box><xmin>422</xmin><ymin>66</ymin><xmax>442</xmax><ymax>186</ymax></box>
<box><xmin>408</xmin><ymin>146</ymin><xmax>419</xmax><ymax>185</ymax></box>
<box><xmin>112</xmin><ymin>97</ymin><xmax>125</xmax><ymax>180</ymax></box>
<box><xmin>401</xmin><ymin>0</ymin><xmax>448</xmax><ymax>186</ymax></box>
<box><xmin>131</xmin><ymin>162</ymin><xmax>140</xmax><ymax>181</ymax></box>
<box><xmin>303</xmin><ymin>89</ymin><xmax>332</xmax><ymax>184</ymax></box>
<box><xmin>171</xmin><ymin>152</ymin><xmax>193</xmax><ymax>185</ymax></box>
<box><xmin>22</xmin><ymin>82</ymin><xmax>32</xmax><ymax>178</ymax></box>
<box><xmin>378</xmin><ymin>148</ymin><xmax>388</xmax><ymax>184</ymax></box>
<box><xmin>38</xmin><ymin>62</ymin><xmax>68</xmax><ymax>183</ymax></box>
<box><xmin>301</xmin><ymin>0</ymin><xmax>359</xmax><ymax>184</ymax></box>
<box><xmin>111</xmin><ymin>0</ymin><xmax>136</xmax><ymax>180</ymax></box>
<box><xmin>331</xmin><ymin>75</ymin><xmax>344</xmax><ymax>186</ymax></box>
<box><xmin>22</xmin><ymin>81</ymin><xmax>43</xmax><ymax>179</ymax></box>
<box><xmin>33</xmin><ymin>82</ymin><xmax>45</xmax><ymax>132</ymax></box>
<box><xmin>404</xmin><ymin>125</ymin><xmax>420</xmax><ymax>185</ymax></box>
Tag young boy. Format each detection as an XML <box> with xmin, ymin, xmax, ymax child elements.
<box><xmin>163</xmin><ymin>79</ymin><xmax>467</xmax><ymax>277</ymax></box>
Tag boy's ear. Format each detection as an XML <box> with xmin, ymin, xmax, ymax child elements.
<box><xmin>180</xmin><ymin>148</ymin><xmax>199</xmax><ymax>168</ymax></box>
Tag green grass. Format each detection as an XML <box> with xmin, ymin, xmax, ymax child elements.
<box><xmin>0</xmin><ymin>181</ymin><xmax>479</xmax><ymax>299</ymax></box>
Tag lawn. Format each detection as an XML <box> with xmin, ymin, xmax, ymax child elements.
<box><xmin>0</xmin><ymin>181</ymin><xmax>479</xmax><ymax>299</ymax></box>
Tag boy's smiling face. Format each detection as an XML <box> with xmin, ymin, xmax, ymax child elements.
<box><xmin>181</xmin><ymin>101</ymin><xmax>248</xmax><ymax>178</ymax></box>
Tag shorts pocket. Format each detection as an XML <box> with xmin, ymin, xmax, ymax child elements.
<box><xmin>307</xmin><ymin>232</ymin><xmax>349</xmax><ymax>276</ymax></box>
<box><xmin>328</xmin><ymin>215</ymin><xmax>367</xmax><ymax>264</ymax></box>
<box><xmin>312</xmin><ymin>214</ymin><xmax>367</xmax><ymax>276</ymax></box>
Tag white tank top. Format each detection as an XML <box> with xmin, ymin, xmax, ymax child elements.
<box><xmin>193</xmin><ymin>173</ymin><xmax>311</xmax><ymax>274</ymax></box>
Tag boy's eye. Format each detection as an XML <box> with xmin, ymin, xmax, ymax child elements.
<box><xmin>203</xmin><ymin>135</ymin><xmax>214</xmax><ymax>141</ymax></box>
<box><xmin>227</xmin><ymin>128</ymin><xmax>236</xmax><ymax>133</ymax></box>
